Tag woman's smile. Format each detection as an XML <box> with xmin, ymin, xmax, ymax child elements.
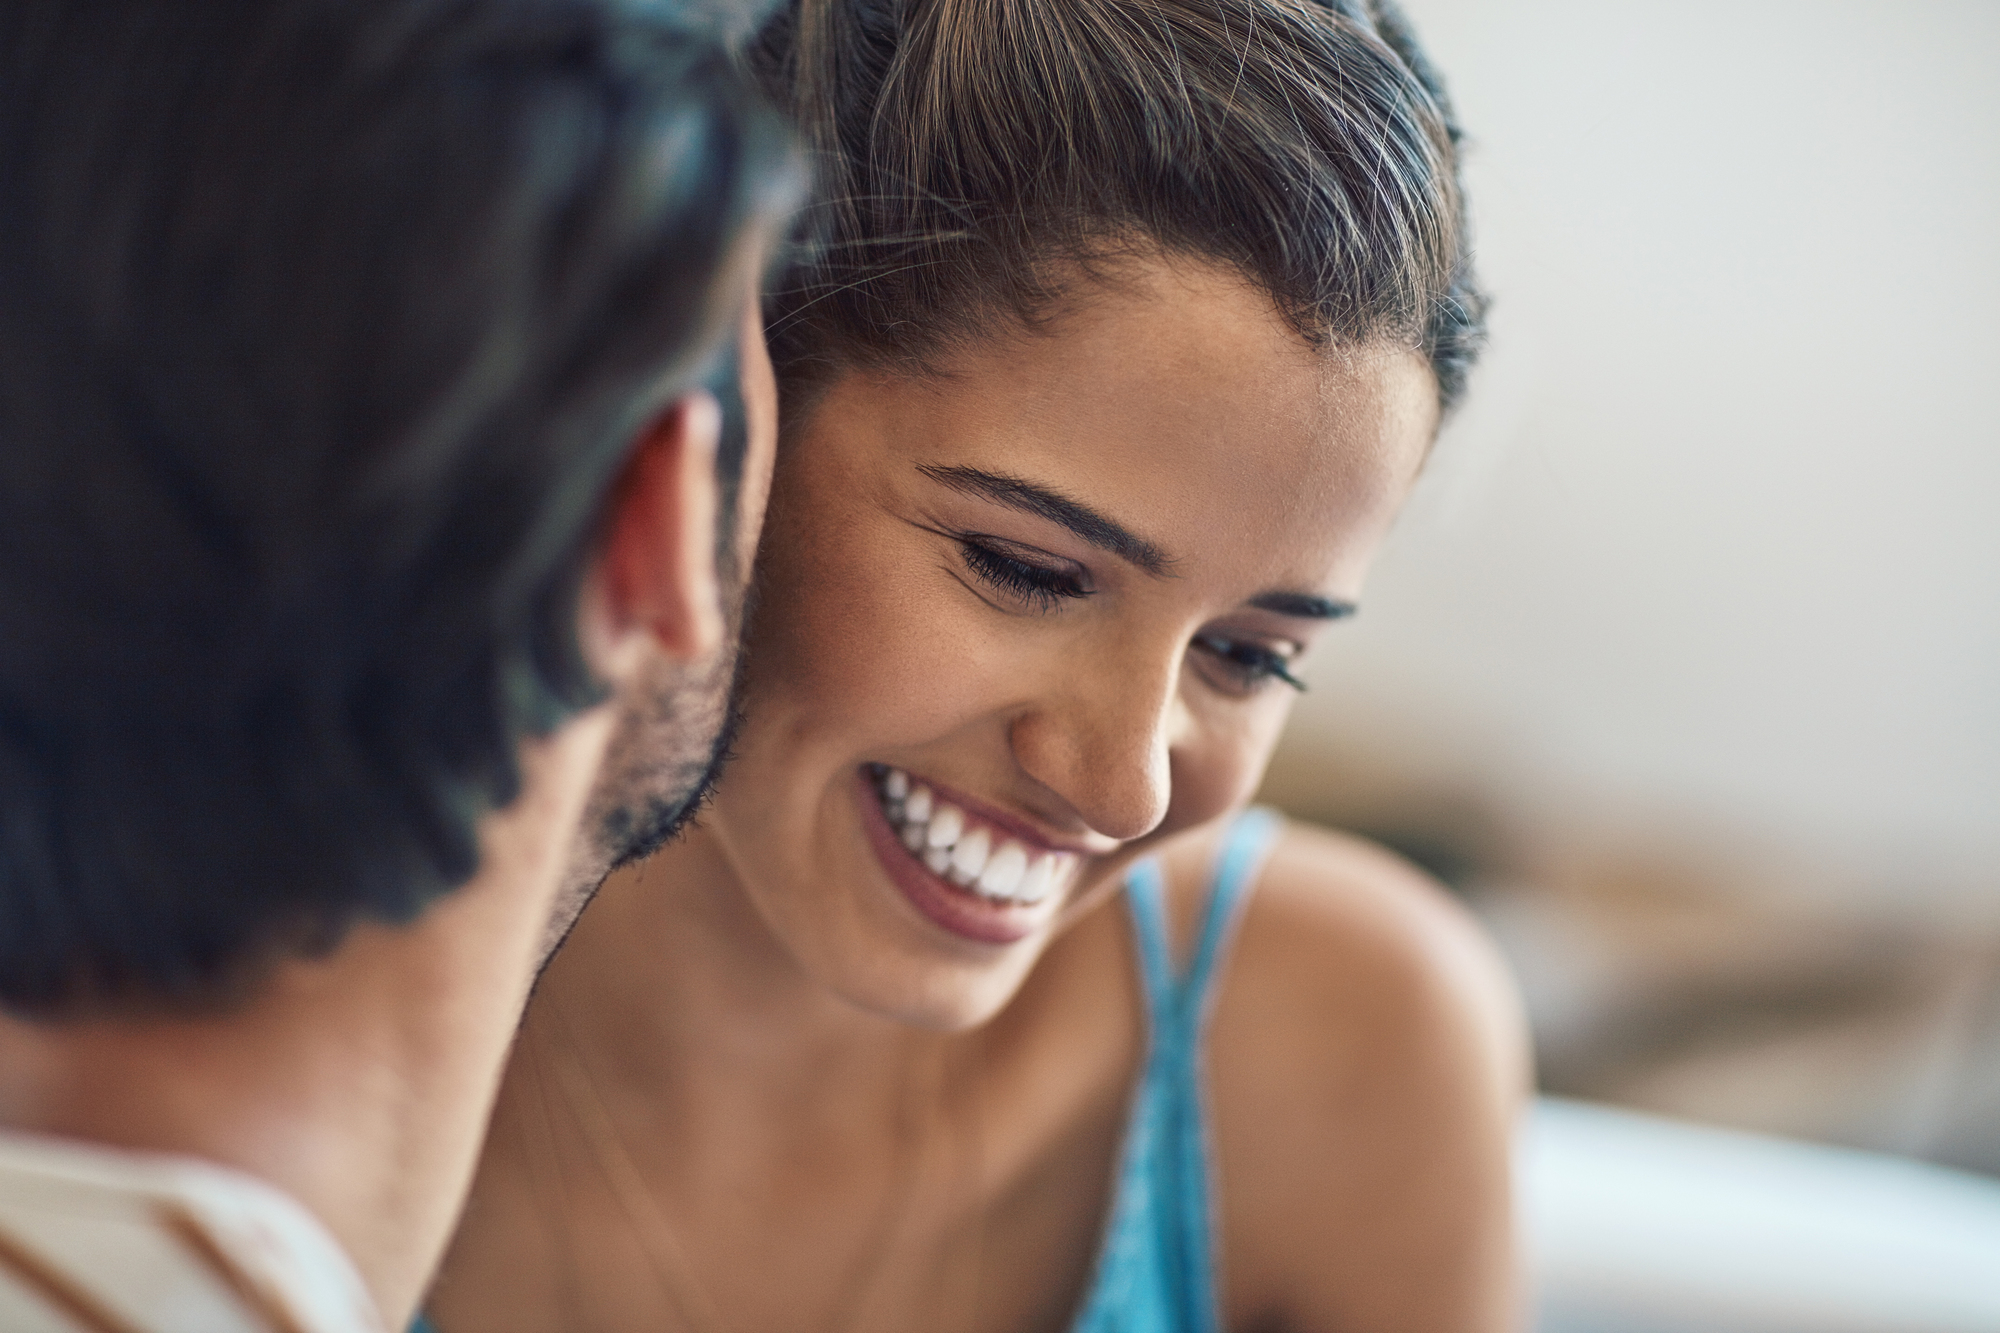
<box><xmin>854</xmin><ymin>765</ymin><xmax>1082</xmax><ymax>945</ymax></box>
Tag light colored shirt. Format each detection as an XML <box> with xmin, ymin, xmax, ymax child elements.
<box><xmin>0</xmin><ymin>1127</ymin><xmax>384</xmax><ymax>1333</ymax></box>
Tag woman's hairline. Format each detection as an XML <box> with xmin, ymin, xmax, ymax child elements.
<box><xmin>770</xmin><ymin>239</ymin><xmax>1440</xmax><ymax>440</ymax></box>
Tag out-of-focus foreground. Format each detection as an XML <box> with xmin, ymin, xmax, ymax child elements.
<box><xmin>1256</xmin><ymin>1</ymin><xmax>2000</xmax><ymax>1327</ymax></box>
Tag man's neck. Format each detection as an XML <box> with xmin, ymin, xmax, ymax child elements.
<box><xmin>0</xmin><ymin>713</ymin><xmax>612</xmax><ymax>1326</ymax></box>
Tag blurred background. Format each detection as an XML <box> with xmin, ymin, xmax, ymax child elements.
<box><xmin>1251</xmin><ymin>1</ymin><xmax>2000</xmax><ymax>1326</ymax></box>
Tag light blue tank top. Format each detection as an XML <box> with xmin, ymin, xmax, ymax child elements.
<box><xmin>1067</xmin><ymin>805</ymin><xmax>1282</xmax><ymax>1333</ymax></box>
<box><xmin>414</xmin><ymin>807</ymin><xmax>1282</xmax><ymax>1333</ymax></box>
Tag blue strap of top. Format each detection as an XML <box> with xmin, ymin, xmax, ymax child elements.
<box><xmin>1069</xmin><ymin>806</ymin><xmax>1285</xmax><ymax>1333</ymax></box>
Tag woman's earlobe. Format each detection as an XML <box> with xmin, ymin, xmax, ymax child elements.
<box><xmin>585</xmin><ymin>390</ymin><xmax>725</xmax><ymax>684</ymax></box>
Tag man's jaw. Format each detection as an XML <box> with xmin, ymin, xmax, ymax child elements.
<box><xmin>534</xmin><ymin>653</ymin><xmax>742</xmax><ymax>970</ymax></box>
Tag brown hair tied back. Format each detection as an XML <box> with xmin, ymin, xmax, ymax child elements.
<box><xmin>751</xmin><ymin>0</ymin><xmax>1486</xmax><ymax>414</ymax></box>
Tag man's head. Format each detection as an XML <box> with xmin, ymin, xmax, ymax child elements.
<box><xmin>0</xmin><ymin>0</ymin><xmax>798</xmax><ymax>1013</ymax></box>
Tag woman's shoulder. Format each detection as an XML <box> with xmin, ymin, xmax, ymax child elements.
<box><xmin>1225</xmin><ymin>818</ymin><xmax>1522</xmax><ymax>1053</ymax></box>
<box><xmin>1160</xmin><ymin>815</ymin><xmax>1523</xmax><ymax>1058</ymax></box>
<box><xmin>1195</xmin><ymin>816</ymin><xmax>1529</xmax><ymax>1330</ymax></box>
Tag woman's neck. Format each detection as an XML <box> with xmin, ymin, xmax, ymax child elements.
<box><xmin>535</xmin><ymin>822</ymin><xmax>943</xmax><ymax>1147</ymax></box>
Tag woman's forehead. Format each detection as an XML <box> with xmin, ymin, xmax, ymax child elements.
<box><xmin>818</xmin><ymin>263</ymin><xmax>1435</xmax><ymax>588</ymax></box>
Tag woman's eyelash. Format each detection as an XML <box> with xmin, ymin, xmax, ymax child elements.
<box><xmin>958</xmin><ymin>539</ymin><xmax>1089</xmax><ymax>612</ymax></box>
<box><xmin>1193</xmin><ymin>633</ymin><xmax>1307</xmax><ymax>693</ymax></box>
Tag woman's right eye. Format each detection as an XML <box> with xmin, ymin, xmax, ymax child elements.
<box><xmin>957</xmin><ymin>538</ymin><xmax>1091</xmax><ymax>613</ymax></box>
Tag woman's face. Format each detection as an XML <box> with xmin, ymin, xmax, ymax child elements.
<box><xmin>707</xmin><ymin>259</ymin><xmax>1437</xmax><ymax>1028</ymax></box>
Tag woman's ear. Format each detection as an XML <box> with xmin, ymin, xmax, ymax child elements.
<box><xmin>578</xmin><ymin>390</ymin><xmax>725</xmax><ymax>688</ymax></box>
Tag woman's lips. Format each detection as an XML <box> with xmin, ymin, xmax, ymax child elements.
<box><xmin>854</xmin><ymin>766</ymin><xmax>1076</xmax><ymax>946</ymax></box>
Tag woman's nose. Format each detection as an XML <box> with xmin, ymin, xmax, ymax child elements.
<box><xmin>1008</xmin><ymin>650</ymin><xmax>1182</xmax><ymax>842</ymax></box>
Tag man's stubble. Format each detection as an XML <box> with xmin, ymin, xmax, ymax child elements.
<box><xmin>538</xmin><ymin>566</ymin><xmax>755</xmax><ymax>966</ymax></box>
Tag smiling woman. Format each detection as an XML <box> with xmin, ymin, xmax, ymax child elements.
<box><xmin>424</xmin><ymin>3</ymin><xmax>1525</xmax><ymax>1333</ymax></box>
<box><xmin>705</xmin><ymin>261</ymin><xmax>1438</xmax><ymax>1027</ymax></box>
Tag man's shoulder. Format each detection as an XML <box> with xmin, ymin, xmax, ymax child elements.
<box><xmin>0</xmin><ymin>1129</ymin><xmax>384</xmax><ymax>1333</ymax></box>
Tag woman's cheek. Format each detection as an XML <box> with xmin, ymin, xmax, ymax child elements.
<box><xmin>1164</xmin><ymin>704</ymin><xmax>1293</xmax><ymax>832</ymax></box>
<box><xmin>759</xmin><ymin>551</ymin><xmax>992</xmax><ymax>749</ymax></box>
<box><xmin>745</xmin><ymin>511</ymin><xmax>907</xmax><ymax>709</ymax></box>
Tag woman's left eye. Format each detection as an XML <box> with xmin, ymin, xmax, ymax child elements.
<box><xmin>1192</xmin><ymin>633</ymin><xmax>1307</xmax><ymax>695</ymax></box>
<box><xmin>957</xmin><ymin>538</ymin><xmax>1091</xmax><ymax>613</ymax></box>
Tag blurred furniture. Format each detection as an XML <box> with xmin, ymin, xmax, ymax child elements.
<box><xmin>1524</xmin><ymin>1098</ymin><xmax>2000</xmax><ymax>1333</ymax></box>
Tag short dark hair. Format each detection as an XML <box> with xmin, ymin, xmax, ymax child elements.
<box><xmin>0</xmin><ymin>0</ymin><xmax>798</xmax><ymax>1011</ymax></box>
<box><xmin>752</xmin><ymin>0</ymin><xmax>1484</xmax><ymax>412</ymax></box>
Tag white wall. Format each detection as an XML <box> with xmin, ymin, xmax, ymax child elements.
<box><xmin>1278</xmin><ymin>0</ymin><xmax>2000</xmax><ymax>904</ymax></box>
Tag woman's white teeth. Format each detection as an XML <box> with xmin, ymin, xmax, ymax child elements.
<box><xmin>874</xmin><ymin>767</ymin><xmax>1067</xmax><ymax>907</ymax></box>
<box><xmin>924</xmin><ymin>803</ymin><xmax>963</xmax><ymax>849</ymax></box>
<box><xmin>947</xmin><ymin>827</ymin><xmax>990</xmax><ymax>884</ymax></box>
<box><xmin>1016</xmin><ymin>854</ymin><xmax>1057</xmax><ymax>905</ymax></box>
<box><xmin>976</xmin><ymin>841</ymin><xmax>1027</xmax><ymax>898</ymax></box>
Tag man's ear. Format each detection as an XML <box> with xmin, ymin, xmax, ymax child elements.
<box><xmin>578</xmin><ymin>391</ymin><xmax>725</xmax><ymax>686</ymax></box>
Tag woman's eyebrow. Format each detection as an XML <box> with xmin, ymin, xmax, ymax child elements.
<box><xmin>917</xmin><ymin>463</ymin><xmax>1173</xmax><ymax>575</ymax></box>
<box><xmin>1248</xmin><ymin>591</ymin><xmax>1356</xmax><ymax>620</ymax></box>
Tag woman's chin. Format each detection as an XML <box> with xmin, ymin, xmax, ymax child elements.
<box><xmin>863</xmin><ymin>970</ymin><xmax>1035</xmax><ymax>1034</ymax></box>
<box><xmin>784</xmin><ymin>914</ymin><xmax>1045</xmax><ymax>1033</ymax></box>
